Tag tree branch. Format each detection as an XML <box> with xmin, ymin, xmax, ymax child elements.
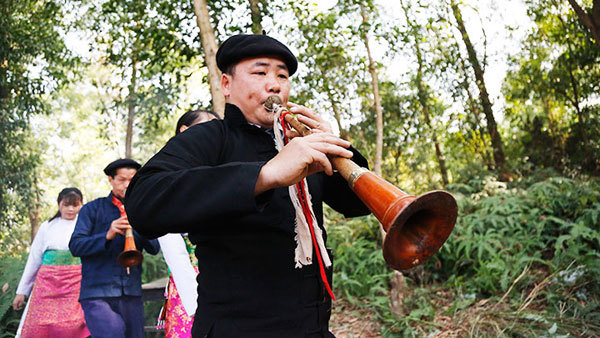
<box><xmin>567</xmin><ymin>0</ymin><xmax>600</xmax><ymax>48</ymax></box>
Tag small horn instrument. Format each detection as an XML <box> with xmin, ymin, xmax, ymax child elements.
<box><xmin>118</xmin><ymin>228</ymin><xmax>144</xmax><ymax>272</ymax></box>
<box><xmin>114</xmin><ymin>198</ymin><xmax>143</xmax><ymax>273</ymax></box>
<box><xmin>265</xmin><ymin>95</ymin><xmax>457</xmax><ymax>270</ymax></box>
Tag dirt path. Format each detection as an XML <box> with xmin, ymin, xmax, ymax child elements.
<box><xmin>330</xmin><ymin>300</ymin><xmax>381</xmax><ymax>337</ymax></box>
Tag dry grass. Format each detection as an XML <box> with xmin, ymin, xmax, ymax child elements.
<box><xmin>329</xmin><ymin>278</ymin><xmax>600</xmax><ymax>337</ymax></box>
<box><xmin>330</xmin><ymin>299</ymin><xmax>381</xmax><ymax>337</ymax></box>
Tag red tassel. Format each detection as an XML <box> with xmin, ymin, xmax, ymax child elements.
<box><xmin>280</xmin><ymin>112</ymin><xmax>335</xmax><ymax>300</ymax></box>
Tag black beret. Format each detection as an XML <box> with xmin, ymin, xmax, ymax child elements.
<box><xmin>103</xmin><ymin>158</ymin><xmax>141</xmax><ymax>176</ymax></box>
<box><xmin>216</xmin><ymin>34</ymin><xmax>298</xmax><ymax>76</ymax></box>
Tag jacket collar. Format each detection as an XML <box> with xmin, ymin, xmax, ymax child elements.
<box><xmin>106</xmin><ymin>191</ymin><xmax>123</xmax><ymax>204</ymax></box>
<box><xmin>225</xmin><ymin>103</ymin><xmax>250</xmax><ymax>127</ymax></box>
<box><xmin>224</xmin><ymin>103</ymin><xmax>273</xmax><ymax>132</ymax></box>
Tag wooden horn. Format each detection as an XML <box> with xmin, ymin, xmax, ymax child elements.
<box><xmin>117</xmin><ymin>228</ymin><xmax>144</xmax><ymax>269</ymax></box>
<box><xmin>265</xmin><ymin>95</ymin><xmax>458</xmax><ymax>270</ymax></box>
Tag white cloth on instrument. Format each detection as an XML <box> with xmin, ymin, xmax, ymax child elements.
<box><xmin>272</xmin><ymin>108</ymin><xmax>331</xmax><ymax>269</ymax></box>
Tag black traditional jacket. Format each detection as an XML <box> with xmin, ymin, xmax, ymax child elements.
<box><xmin>125</xmin><ymin>103</ymin><xmax>370</xmax><ymax>337</ymax></box>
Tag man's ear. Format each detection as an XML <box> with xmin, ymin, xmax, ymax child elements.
<box><xmin>221</xmin><ymin>73</ymin><xmax>232</xmax><ymax>98</ymax></box>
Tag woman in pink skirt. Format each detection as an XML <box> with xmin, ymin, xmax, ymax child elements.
<box><xmin>13</xmin><ymin>187</ymin><xmax>90</xmax><ymax>338</ymax></box>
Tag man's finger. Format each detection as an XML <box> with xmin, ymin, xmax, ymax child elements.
<box><xmin>288</xmin><ymin>104</ymin><xmax>326</xmax><ymax>120</ymax></box>
<box><xmin>311</xmin><ymin>142</ymin><xmax>354</xmax><ymax>159</ymax></box>
<box><xmin>296</xmin><ymin>114</ymin><xmax>324</xmax><ymax>131</ymax></box>
<box><xmin>308</xmin><ymin>149</ymin><xmax>333</xmax><ymax>175</ymax></box>
<box><xmin>304</xmin><ymin>133</ymin><xmax>352</xmax><ymax>149</ymax></box>
<box><xmin>285</xmin><ymin>129</ymin><xmax>301</xmax><ymax>139</ymax></box>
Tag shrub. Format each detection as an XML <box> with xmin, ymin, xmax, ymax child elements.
<box><xmin>0</xmin><ymin>253</ymin><xmax>28</xmax><ymax>337</ymax></box>
<box><xmin>326</xmin><ymin>173</ymin><xmax>600</xmax><ymax>336</ymax></box>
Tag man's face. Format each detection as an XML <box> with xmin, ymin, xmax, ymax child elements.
<box><xmin>221</xmin><ymin>56</ymin><xmax>290</xmax><ymax>129</ymax></box>
<box><xmin>108</xmin><ymin>167</ymin><xmax>137</xmax><ymax>199</ymax></box>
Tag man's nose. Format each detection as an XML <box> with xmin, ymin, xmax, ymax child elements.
<box><xmin>266</xmin><ymin>74</ymin><xmax>280</xmax><ymax>93</ymax></box>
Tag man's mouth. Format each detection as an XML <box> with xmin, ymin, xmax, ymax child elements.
<box><xmin>264</xmin><ymin>95</ymin><xmax>283</xmax><ymax>112</ymax></box>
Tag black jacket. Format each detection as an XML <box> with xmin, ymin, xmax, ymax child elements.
<box><xmin>125</xmin><ymin>103</ymin><xmax>370</xmax><ymax>337</ymax></box>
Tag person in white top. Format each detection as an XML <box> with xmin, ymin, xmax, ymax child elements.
<box><xmin>157</xmin><ymin>109</ymin><xmax>219</xmax><ymax>337</ymax></box>
<box><xmin>13</xmin><ymin>187</ymin><xmax>90</xmax><ymax>338</ymax></box>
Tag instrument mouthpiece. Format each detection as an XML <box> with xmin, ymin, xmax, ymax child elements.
<box><xmin>264</xmin><ymin>95</ymin><xmax>283</xmax><ymax>112</ymax></box>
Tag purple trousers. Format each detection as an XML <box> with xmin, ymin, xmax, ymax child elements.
<box><xmin>80</xmin><ymin>296</ymin><xmax>144</xmax><ymax>338</ymax></box>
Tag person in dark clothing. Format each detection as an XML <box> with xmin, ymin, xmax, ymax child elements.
<box><xmin>69</xmin><ymin>158</ymin><xmax>160</xmax><ymax>338</ymax></box>
<box><xmin>124</xmin><ymin>34</ymin><xmax>370</xmax><ymax>338</ymax></box>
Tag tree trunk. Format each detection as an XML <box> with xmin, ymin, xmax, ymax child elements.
<box><xmin>565</xmin><ymin>26</ymin><xmax>590</xmax><ymax>158</ymax></box>
<box><xmin>326</xmin><ymin>89</ymin><xmax>348</xmax><ymax>141</ymax></box>
<box><xmin>554</xmin><ymin>8</ymin><xmax>591</xmax><ymax>163</ymax></box>
<box><xmin>125</xmin><ymin>58</ymin><xmax>137</xmax><ymax>158</ymax></box>
<box><xmin>566</xmin><ymin>55</ymin><xmax>590</xmax><ymax>154</ymax></box>
<box><xmin>414</xmin><ymin>37</ymin><xmax>449</xmax><ymax>186</ymax></box>
<box><xmin>249</xmin><ymin>0</ymin><xmax>263</xmax><ymax>34</ymax></box>
<box><xmin>0</xmin><ymin>58</ymin><xmax>7</xmax><ymax>100</ymax></box>
<box><xmin>467</xmin><ymin>93</ymin><xmax>494</xmax><ymax>169</ymax></box>
<box><xmin>451</xmin><ymin>1</ymin><xmax>507</xmax><ymax>174</ymax></box>
<box><xmin>0</xmin><ymin>2</ymin><xmax>8</xmax><ymax>99</ymax></box>
<box><xmin>29</xmin><ymin>179</ymin><xmax>42</xmax><ymax>241</ymax></box>
<box><xmin>29</xmin><ymin>204</ymin><xmax>41</xmax><ymax>242</ymax></box>
<box><xmin>360</xmin><ymin>8</ymin><xmax>383</xmax><ymax>177</ymax></box>
<box><xmin>457</xmin><ymin>52</ymin><xmax>494</xmax><ymax>169</ymax></box>
<box><xmin>193</xmin><ymin>0</ymin><xmax>225</xmax><ymax>117</ymax></box>
<box><xmin>568</xmin><ymin>0</ymin><xmax>600</xmax><ymax>48</ymax></box>
<box><xmin>389</xmin><ymin>270</ymin><xmax>408</xmax><ymax>319</ymax></box>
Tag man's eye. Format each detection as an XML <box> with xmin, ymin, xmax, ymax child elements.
<box><xmin>278</xmin><ymin>74</ymin><xmax>288</xmax><ymax>79</ymax></box>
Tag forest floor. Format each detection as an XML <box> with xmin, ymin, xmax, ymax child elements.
<box><xmin>330</xmin><ymin>300</ymin><xmax>381</xmax><ymax>337</ymax></box>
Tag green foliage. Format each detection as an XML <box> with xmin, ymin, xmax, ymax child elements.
<box><xmin>329</xmin><ymin>216</ymin><xmax>389</xmax><ymax>298</ymax></box>
<box><xmin>439</xmin><ymin>175</ymin><xmax>600</xmax><ymax>295</ymax></box>
<box><xmin>417</xmin><ymin>174</ymin><xmax>598</xmax><ymax>334</ymax></box>
<box><xmin>87</xmin><ymin>0</ymin><xmax>199</xmax><ymax>157</ymax></box>
<box><xmin>325</xmin><ymin>208</ymin><xmax>395</xmax><ymax>327</ymax></box>
<box><xmin>327</xmin><ymin>172</ymin><xmax>600</xmax><ymax>336</ymax></box>
<box><xmin>0</xmin><ymin>253</ymin><xmax>28</xmax><ymax>336</ymax></box>
<box><xmin>0</xmin><ymin>0</ymin><xmax>77</xmax><ymax>231</ymax></box>
<box><xmin>503</xmin><ymin>0</ymin><xmax>600</xmax><ymax>175</ymax></box>
<box><xmin>289</xmin><ymin>1</ymin><xmax>364</xmax><ymax>141</ymax></box>
<box><xmin>141</xmin><ymin>250</ymin><xmax>168</xmax><ymax>285</ymax></box>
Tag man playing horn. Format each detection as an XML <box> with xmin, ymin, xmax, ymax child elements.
<box><xmin>125</xmin><ymin>34</ymin><xmax>370</xmax><ymax>337</ymax></box>
<box><xmin>69</xmin><ymin>158</ymin><xmax>160</xmax><ymax>338</ymax></box>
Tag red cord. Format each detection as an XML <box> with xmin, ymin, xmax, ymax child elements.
<box><xmin>279</xmin><ymin>112</ymin><xmax>335</xmax><ymax>300</ymax></box>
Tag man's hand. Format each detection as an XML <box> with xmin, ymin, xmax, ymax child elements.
<box><xmin>106</xmin><ymin>216</ymin><xmax>131</xmax><ymax>240</ymax></box>
<box><xmin>285</xmin><ymin>102</ymin><xmax>334</xmax><ymax>137</ymax></box>
<box><xmin>13</xmin><ymin>294</ymin><xmax>25</xmax><ymax>311</ymax></box>
<box><xmin>255</xmin><ymin>104</ymin><xmax>353</xmax><ymax>195</ymax></box>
